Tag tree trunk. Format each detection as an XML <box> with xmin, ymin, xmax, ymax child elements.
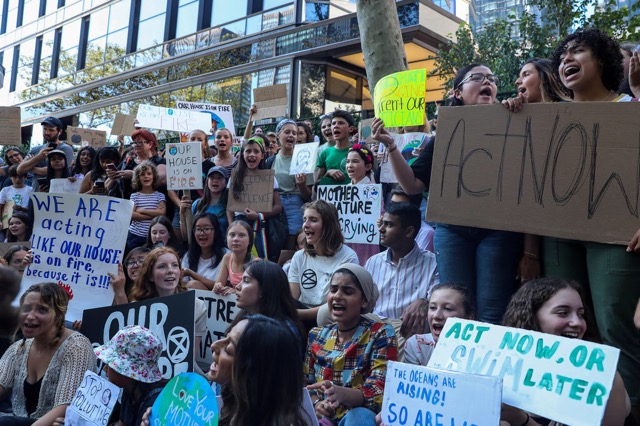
<box><xmin>356</xmin><ymin>0</ymin><xmax>408</xmax><ymax>96</ymax></box>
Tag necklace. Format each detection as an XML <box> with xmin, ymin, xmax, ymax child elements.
<box><xmin>338</xmin><ymin>322</ymin><xmax>360</xmax><ymax>333</ymax></box>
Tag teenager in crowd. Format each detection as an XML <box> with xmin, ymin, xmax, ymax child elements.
<box><xmin>38</xmin><ymin>150</ymin><xmax>70</xmax><ymax>193</ymax></box>
<box><xmin>80</xmin><ymin>146</ymin><xmax>121</xmax><ymax>195</ymax></box>
<box><xmin>306</xmin><ymin>264</ymin><xmax>397</xmax><ymax>425</ymax></box>
<box><xmin>122</xmin><ymin>247</ymin><xmax>150</xmax><ymax>297</ymax></box>
<box><xmin>0</xmin><ymin>282</ymin><xmax>96</xmax><ymax>425</ymax></box>
<box><xmin>126</xmin><ymin>162</ymin><xmax>166</xmax><ymax>251</ymax></box>
<box><xmin>213</xmin><ymin>220</ymin><xmax>255</xmax><ymax>295</ymax></box>
<box><xmin>5</xmin><ymin>212</ymin><xmax>32</xmax><ymax>243</ymax></box>
<box><xmin>212</xmin><ymin>128</ymin><xmax>237</xmax><ymax>177</ymax></box>
<box><xmin>297</xmin><ymin>121</ymin><xmax>314</xmax><ymax>144</ymax></box>
<box><xmin>403</xmin><ymin>283</ymin><xmax>475</xmax><ymax>366</ymax></box>
<box><xmin>2</xmin><ymin>244</ymin><xmax>29</xmax><ymax>276</ymax></box>
<box><xmin>186</xmin><ymin>166</ymin><xmax>229</xmax><ymax>238</ymax></box>
<box><xmin>145</xmin><ymin>216</ymin><xmax>181</xmax><ymax>253</ymax></box>
<box><xmin>316</xmin><ymin>110</ymin><xmax>355</xmax><ymax>185</ymax></box>
<box><xmin>501</xmin><ymin>278</ymin><xmax>630</xmax><ymax>425</ymax></box>
<box><xmin>0</xmin><ymin>165</ymin><xmax>31</xmax><ymax>229</ymax></box>
<box><xmin>288</xmin><ymin>200</ymin><xmax>358</xmax><ymax>325</ymax></box>
<box><xmin>182</xmin><ymin>213</ymin><xmax>227</xmax><ymax>290</ymax></box>
<box><xmin>70</xmin><ymin>146</ymin><xmax>96</xmax><ymax>180</ymax></box>
<box><xmin>372</xmin><ymin>64</ymin><xmax>523</xmax><ymax>325</ymax></box>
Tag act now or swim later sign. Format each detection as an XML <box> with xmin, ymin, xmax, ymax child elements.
<box><xmin>428</xmin><ymin>318</ymin><xmax>620</xmax><ymax>425</ymax></box>
<box><xmin>427</xmin><ymin>102</ymin><xmax>640</xmax><ymax>245</ymax></box>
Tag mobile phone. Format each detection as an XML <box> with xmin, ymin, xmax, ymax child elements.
<box><xmin>106</xmin><ymin>163</ymin><xmax>117</xmax><ymax>171</ymax></box>
<box><xmin>48</xmin><ymin>142</ymin><xmax>57</xmax><ymax>149</ymax></box>
<box><xmin>37</xmin><ymin>177</ymin><xmax>49</xmax><ymax>187</ymax></box>
<box><xmin>93</xmin><ymin>180</ymin><xmax>105</xmax><ymax>188</ymax></box>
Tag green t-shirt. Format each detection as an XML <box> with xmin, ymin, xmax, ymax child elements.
<box><xmin>317</xmin><ymin>145</ymin><xmax>351</xmax><ymax>185</ymax></box>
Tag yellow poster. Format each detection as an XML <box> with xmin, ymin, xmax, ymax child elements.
<box><xmin>374</xmin><ymin>69</ymin><xmax>427</xmax><ymax>127</ymax></box>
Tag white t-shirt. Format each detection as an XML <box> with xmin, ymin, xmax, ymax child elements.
<box><xmin>287</xmin><ymin>245</ymin><xmax>358</xmax><ymax>307</ymax></box>
<box><xmin>181</xmin><ymin>250</ymin><xmax>229</xmax><ymax>283</ymax></box>
<box><xmin>403</xmin><ymin>333</ymin><xmax>436</xmax><ymax>366</ymax></box>
<box><xmin>0</xmin><ymin>186</ymin><xmax>32</xmax><ymax>208</ymax></box>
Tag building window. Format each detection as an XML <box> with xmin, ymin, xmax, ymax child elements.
<box><xmin>175</xmin><ymin>0</ymin><xmax>198</xmax><ymax>38</ymax></box>
<box><xmin>9</xmin><ymin>45</ymin><xmax>19</xmax><ymax>92</ymax></box>
<box><xmin>137</xmin><ymin>0</ymin><xmax>166</xmax><ymax>50</ymax></box>
<box><xmin>211</xmin><ymin>0</ymin><xmax>247</xmax><ymax>27</ymax></box>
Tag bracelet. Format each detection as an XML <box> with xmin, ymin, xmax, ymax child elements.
<box><xmin>313</xmin><ymin>398</ymin><xmax>321</xmax><ymax>407</ymax></box>
<box><xmin>387</xmin><ymin>143</ymin><xmax>398</xmax><ymax>154</ymax></box>
<box><xmin>523</xmin><ymin>251</ymin><xmax>539</xmax><ymax>261</ymax></box>
<box><xmin>519</xmin><ymin>412</ymin><xmax>530</xmax><ymax>426</ymax></box>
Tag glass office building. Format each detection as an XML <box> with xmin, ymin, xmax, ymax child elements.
<box><xmin>0</xmin><ymin>0</ymin><xmax>464</xmax><ymax>142</ymax></box>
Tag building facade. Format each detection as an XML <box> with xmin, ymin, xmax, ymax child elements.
<box><xmin>0</xmin><ymin>0</ymin><xmax>464</xmax><ymax>144</ymax></box>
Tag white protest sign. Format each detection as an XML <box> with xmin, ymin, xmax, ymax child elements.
<box><xmin>290</xmin><ymin>142</ymin><xmax>319</xmax><ymax>175</ymax></box>
<box><xmin>136</xmin><ymin>104</ymin><xmax>211</xmax><ymax>133</ymax></box>
<box><xmin>21</xmin><ymin>193</ymin><xmax>133</xmax><ymax>321</ymax></box>
<box><xmin>317</xmin><ymin>184</ymin><xmax>382</xmax><ymax>244</ymax></box>
<box><xmin>64</xmin><ymin>371</ymin><xmax>121</xmax><ymax>426</ymax></box>
<box><xmin>176</xmin><ymin>100</ymin><xmax>236</xmax><ymax>136</ymax></box>
<box><xmin>380</xmin><ymin>132</ymin><xmax>428</xmax><ymax>183</ymax></box>
<box><xmin>165</xmin><ymin>142</ymin><xmax>203</xmax><ymax>191</ymax></box>
<box><xmin>49</xmin><ymin>177</ymin><xmax>83</xmax><ymax>194</ymax></box>
<box><xmin>382</xmin><ymin>361</ymin><xmax>501</xmax><ymax>426</ymax></box>
<box><xmin>194</xmin><ymin>290</ymin><xmax>238</xmax><ymax>369</ymax></box>
<box><xmin>428</xmin><ymin>318</ymin><xmax>620</xmax><ymax>425</ymax></box>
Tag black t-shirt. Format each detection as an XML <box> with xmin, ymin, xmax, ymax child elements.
<box><xmin>409</xmin><ymin>137</ymin><xmax>435</xmax><ymax>191</ymax></box>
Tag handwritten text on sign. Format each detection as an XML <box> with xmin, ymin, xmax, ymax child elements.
<box><xmin>226</xmin><ymin>169</ymin><xmax>275</xmax><ymax>213</ymax></box>
<box><xmin>382</xmin><ymin>361</ymin><xmax>501</xmax><ymax>426</ymax></box>
<box><xmin>166</xmin><ymin>143</ymin><xmax>203</xmax><ymax>191</ymax></box>
<box><xmin>150</xmin><ymin>373</ymin><xmax>218</xmax><ymax>426</ymax></box>
<box><xmin>317</xmin><ymin>184</ymin><xmax>382</xmax><ymax>245</ymax></box>
<box><xmin>82</xmin><ymin>292</ymin><xmax>195</xmax><ymax>380</ymax></box>
<box><xmin>374</xmin><ymin>69</ymin><xmax>426</xmax><ymax>127</ymax></box>
<box><xmin>427</xmin><ymin>102</ymin><xmax>640</xmax><ymax>245</ymax></box>
<box><xmin>176</xmin><ymin>100</ymin><xmax>236</xmax><ymax>135</ymax></box>
<box><xmin>428</xmin><ymin>318</ymin><xmax>620</xmax><ymax>425</ymax></box>
<box><xmin>22</xmin><ymin>194</ymin><xmax>133</xmax><ymax>321</ymax></box>
<box><xmin>64</xmin><ymin>371</ymin><xmax>121</xmax><ymax>426</ymax></box>
<box><xmin>137</xmin><ymin>104</ymin><xmax>212</xmax><ymax>133</ymax></box>
<box><xmin>194</xmin><ymin>290</ymin><xmax>238</xmax><ymax>369</ymax></box>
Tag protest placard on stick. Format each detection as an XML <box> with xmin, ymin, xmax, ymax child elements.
<box><xmin>227</xmin><ymin>169</ymin><xmax>275</xmax><ymax>213</ymax></box>
<box><xmin>150</xmin><ymin>372</ymin><xmax>218</xmax><ymax>426</ymax></box>
<box><xmin>374</xmin><ymin>69</ymin><xmax>426</xmax><ymax>127</ymax></box>
<box><xmin>382</xmin><ymin>361</ymin><xmax>501</xmax><ymax>426</ymax></box>
<box><xmin>64</xmin><ymin>371</ymin><xmax>121</xmax><ymax>426</ymax></box>
<box><xmin>428</xmin><ymin>318</ymin><xmax>620</xmax><ymax>425</ymax></box>
<box><xmin>0</xmin><ymin>107</ymin><xmax>21</xmax><ymax>146</ymax></box>
<box><xmin>176</xmin><ymin>101</ymin><xmax>236</xmax><ymax>135</ymax></box>
<box><xmin>166</xmin><ymin>142</ymin><xmax>203</xmax><ymax>191</ymax></box>
<box><xmin>20</xmin><ymin>193</ymin><xmax>133</xmax><ymax>321</ymax></box>
<box><xmin>427</xmin><ymin>102</ymin><xmax>640</xmax><ymax>245</ymax></box>
<box><xmin>82</xmin><ymin>292</ymin><xmax>196</xmax><ymax>380</ymax></box>
<box><xmin>111</xmin><ymin>113</ymin><xmax>136</xmax><ymax>136</ymax></box>
<box><xmin>317</xmin><ymin>184</ymin><xmax>382</xmax><ymax>244</ymax></box>
<box><xmin>137</xmin><ymin>104</ymin><xmax>211</xmax><ymax>133</ymax></box>
<box><xmin>253</xmin><ymin>84</ymin><xmax>288</xmax><ymax>120</ymax></box>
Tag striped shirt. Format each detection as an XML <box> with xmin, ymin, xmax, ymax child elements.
<box><xmin>304</xmin><ymin>317</ymin><xmax>397</xmax><ymax>422</ymax></box>
<box><xmin>365</xmin><ymin>243</ymin><xmax>439</xmax><ymax>320</ymax></box>
<box><xmin>129</xmin><ymin>191</ymin><xmax>165</xmax><ymax>237</ymax></box>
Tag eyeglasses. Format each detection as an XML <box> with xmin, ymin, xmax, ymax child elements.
<box><xmin>194</xmin><ymin>227</ymin><xmax>215</xmax><ymax>234</ymax></box>
<box><xmin>456</xmin><ymin>73</ymin><xmax>499</xmax><ymax>88</ymax></box>
<box><xmin>125</xmin><ymin>259</ymin><xmax>144</xmax><ymax>267</ymax></box>
<box><xmin>133</xmin><ymin>140</ymin><xmax>149</xmax><ymax>146</ymax></box>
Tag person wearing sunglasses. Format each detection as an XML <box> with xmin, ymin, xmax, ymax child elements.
<box><xmin>372</xmin><ymin>64</ymin><xmax>523</xmax><ymax>325</ymax></box>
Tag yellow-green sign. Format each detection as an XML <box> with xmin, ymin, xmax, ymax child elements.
<box><xmin>374</xmin><ymin>69</ymin><xmax>427</xmax><ymax>127</ymax></box>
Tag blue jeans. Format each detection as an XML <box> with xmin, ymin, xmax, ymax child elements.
<box><xmin>338</xmin><ymin>407</ymin><xmax>377</xmax><ymax>426</ymax></box>
<box><xmin>280</xmin><ymin>193</ymin><xmax>304</xmax><ymax>235</ymax></box>
<box><xmin>434</xmin><ymin>224</ymin><xmax>522</xmax><ymax>324</ymax></box>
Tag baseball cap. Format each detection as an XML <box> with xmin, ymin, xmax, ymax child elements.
<box><xmin>207</xmin><ymin>165</ymin><xmax>229</xmax><ymax>180</ymax></box>
<box><xmin>41</xmin><ymin>117</ymin><xmax>64</xmax><ymax>129</ymax></box>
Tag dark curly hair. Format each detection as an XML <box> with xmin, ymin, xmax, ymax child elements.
<box><xmin>502</xmin><ymin>277</ymin><xmax>599</xmax><ymax>342</ymax></box>
<box><xmin>551</xmin><ymin>28</ymin><xmax>623</xmax><ymax>94</ymax></box>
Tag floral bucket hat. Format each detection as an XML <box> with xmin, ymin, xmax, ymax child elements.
<box><xmin>94</xmin><ymin>325</ymin><xmax>163</xmax><ymax>383</ymax></box>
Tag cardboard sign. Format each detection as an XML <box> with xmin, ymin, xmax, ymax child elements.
<box><xmin>111</xmin><ymin>113</ymin><xmax>137</xmax><ymax>136</ymax></box>
<box><xmin>428</xmin><ymin>318</ymin><xmax>620</xmax><ymax>425</ymax></box>
<box><xmin>374</xmin><ymin>69</ymin><xmax>426</xmax><ymax>127</ymax></box>
<box><xmin>21</xmin><ymin>193</ymin><xmax>133</xmax><ymax>321</ymax></box>
<box><xmin>290</xmin><ymin>142</ymin><xmax>319</xmax><ymax>175</ymax></box>
<box><xmin>317</xmin><ymin>184</ymin><xmax>382</xmax><ymax>244</ymax></box>
<box><xmin>82</xmin><ymin>291</ymin><xmax>196</xmax><ymax>379</ymax></box>
<box><xmin>0</xmin><ymin>107</ymin><xmax>21</xmax><ymax>146</ymax></box>
<box><xmin>194</xmin><ymin>290</ymin><xmax>238</xmax><ymax>370</ymax></box>
<box><xmin>227</xmin><ymin>169</ymin><xmax>275</xmax><ymax>213</ymax></box>
<box><xmin>67</xmin><ymin>126</ymin><xmax>107</xmax><ymax>148</ymax></box>
<box><xmin>49</xmin><ymin>177</ymin><xmax>83</xmax><ymax>193</ymax></box>
<box><xmin>175</xmin><ymin>101</ymin><xmax>236</xmax><ymax>136</ymax></box>
<box><xmin>0</xmin><ymin>241</ymin><xmax>30</xmax><ymax>258</ymax></box>
<box><xmin>359</xmin><ymin>118</ymin><xmax>375</xmax><ymax>145</ymax></box>
<box><xmin>137</xmin><ymin>104</ymin><xmax>212</xmax><ymax>133</ymax></box>
<box><xmin>165</xmin><ymin>142</ymin><xmax>203</xmax><ymax>191</ymax></box>
<box><xmin>253</xmin><ymin>84</ymin><xmax>288</xmax><ymax>120</ymax></box>
<box><xmin>1</xmin><ymin>200</ymin><xmax>15</xmax><ymax>229</ymax></box>
<box><xmin>427</xmin><ymin>102</ymin><xmax>640</xmax><ymax>245</ymax></box>
<box><xmin>380</xmin><ymin>132</ymin><xmax>429</xmax><ymax>183</ymax></box>
<box><xmin>382</xmin><ymin>361</ymin><xmax>501</xmax><ymax>426</ymax></box>
<box><xmin>150</xmin><ymin>373</ymin><xmax>218</xmax><ymax>426</ymax></box>
<box><xmin>64</xmin><ymin>371</ymin><xmax>121</xmax><ymax>426</ymax></box>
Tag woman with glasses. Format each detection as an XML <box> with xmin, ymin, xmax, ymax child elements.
<box><xmin>105</xmin><ymin>129</ymin><xmax>167</xmax><ymax>200</ymax></box>
<box><xmin>182</xmin><ymin>213</ymin><xmax>228</xmax><ymax>290</ymax></box>
<box><xmin>372</xmin><ymin>64</ymin><xmax>523</xmax><ymax>325</ymax></box>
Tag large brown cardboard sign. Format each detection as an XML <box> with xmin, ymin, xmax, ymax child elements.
<box><xmin>427</xmin><ymin>102</ymin><xmax>640</xmax><ymax>245</ymax></box>
<box><xmin>0</xmin><ymin>107</ymin><xmax>21</xmax><ymax>146</ymax></box>
<box><xmin>252</xmin><ymin>84</ymin><xmax>287</xmax><ymax>120</ymax></box>
<box><xmin>226</xmin><ymin>169</ymin><xmax>275</xmax><ymax>213</ymax></box>
<box><xmin>67</xmin><ymin>126</ymin><xmax>107</xmax><ymax>147</ymax></box>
